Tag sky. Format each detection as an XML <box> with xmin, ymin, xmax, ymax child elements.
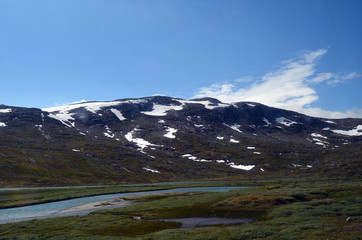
<box><xmin>0</xmin><ymin>0</ymin><xmax>361</xmax><ymax>118</ymax></box>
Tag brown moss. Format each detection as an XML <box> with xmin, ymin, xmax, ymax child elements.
<box><xmin>225</xmin><ymin>194</ymin><xmax>290</xmax><ymax>209</ymax></box>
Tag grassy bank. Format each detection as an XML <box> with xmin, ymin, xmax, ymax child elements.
<box><xmin>0</xmin><ymin>177</ymin><xmax>361</xmax><ymax>239</ymax></box>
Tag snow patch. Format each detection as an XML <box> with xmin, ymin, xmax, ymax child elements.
<box><xmin>35</xmin><ymin>124</ymin><xmax>51</xmax><ymax>140</ymax></box>
<box><xmin>253</xmin><ymin>152</ymin><xmax>261</xmax><ymax>155</ymax></box>
<box><xmin>313</xmin><ymin>138</ymin><xmax>329</xmax><ymax>148</ymax></box>
<box><xmin>141</xmin><ymin>104</ymin><xmax>183</xmax><ymax>116</ymax></box>
<box><xmin>47</xmin><ymin>112</ymin><xmax>75</xmax><ymax>128</ymax></box>
<box><xmin>194</xmin><ymin>124</ymin><xmax>204</xmax><ymax>128</ymax></box>
<box><xmin>224</xmin><ymin>123</ymin><xmax>242</xmax><ymax>133</ymax></box>
<box><xmin>199</xmin><ymin>159</ymin><xmax>213</xmax><ymax>162</ymax></box>
<box><xmin>331</xmin><ymin>125</ymin><xmax>362</xmax><ymax>136</ymax></box>
<box><xmin>110</xmin><ymin>109</ymin><xmax>126</xmax><ymax>121</ymax></box>
<box><xmin>0</xmin><ymin>108</ymin><xmax>12</xmax><ymax>113</ymax></box>
<box><xmin>181</xmin><ymin>153</ymin><xmax>254</xmax><ymax>169</ymax></box>
<box><xmin>324</xmin><ymin>120</ymin><xmax>336</xmax><ymax>124</ymax></box>
<box><xmin>158</xmin><ymin>119</ymin><xmax>165</xmax><ymax>123</ymax></box>
<box><xmin>247</xmin><ymin>146</ymin><xmax>255</xmax><ymax>150</ymax></box>
<box><xmin>216</xmin><ymin>136</ymin><xmax>224</xmax><ymax>140</ymax></box>
<box><xmin>229</xmin><ymin>164</ymin><xmax>255</xmax><ymax>171</ymax></box>
<box><xmin>263</xmin><ymin>117</ymin><xmax>271</xmax><ymax>127</ymax></box>
<box><xmin>164</xmin><ymin>127</ymin><xmax>177</xmax><ymax>139</ymax></box>
<box><xmin>246</xmin><ymin>103</ymin><xmax>256</xmax><ymax>107</ymax></box>
<box><xmin>178</xmin><ymin>100</ymin><xmax>230</xmax><ymax>110</ymax></box>
<box><xmin>72</xmin><ymin>100</ymin><xmax>87</xmax><ymax>104</ymax></box>
<box><xmin>72</xmin><ymin>149</ymin><xmax>81</xmax><ymax>152</ymax></box>
<box><xmin>0</xmin><ymin>122</ymin><xmax>6</xmax><ymax>127</ymax></box>
<box><xmin>230</xmin><ymin>139</ymin><xmax>239</xmax><ymax>143</ymax></box>
<box><xmin>125</xmin><ymin>128</ymin><xmax>160</xmax><ymax>152</ymax></box>
<box><xmin>181</xmin><ymin>154</ymin><xmax>212</xmax><ymax>162</ymax></box>
<box><xmin>104</xmin><ymin>132</ymin><xmax>115</xmax><ymax>138</ymax></box>
<box><xmin>311</xmin><ymin>133</ymin><xmax>327</xmax><ymax>139</ymax></box>
<box><xmin>315</xmin><ymin>142</ymin><xmax>327</xmax><ymax>147</ymax></box>
<box><xmin>103</xmin><ymin>126</ymin><xmax>115</xmax><ymax>138</ymax></box>
<box><xmin>276</xmin><ymin>117</ymin><xmax>298</xmax><ymax>127</ymax></box>
<box><xmin>260</xmin><ymin>168</ymin><xmax>265</xmax><ymax>172</ymax></box>
<box><xmin>143</xmin><ymin>167</ymin><xmax>160</xmax><ymax>173</ymax></box>
<box><xmin>43</xmin><ymin>101</ymin><xmax>122</xmax><ymax>114</ymax></box>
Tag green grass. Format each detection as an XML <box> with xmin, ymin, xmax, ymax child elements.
<box><xmin>0</xmin><ymin>177</ymin><xmax>361</xmax><ymax>240</ymax></box>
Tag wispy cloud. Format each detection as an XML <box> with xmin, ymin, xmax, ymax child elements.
<box><xmin>193</xmin><ymin>49</ymin><xmax>361</xmax><ymax>118</ymax></box>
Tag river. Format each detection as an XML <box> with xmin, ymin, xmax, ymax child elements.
<box><xmin>0</xmin><ymin>186</ymin><xmax>247</xmax><ymax>224</ymax></box>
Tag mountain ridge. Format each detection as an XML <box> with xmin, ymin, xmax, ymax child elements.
<box><xmin>0</xmin><ymin>96</ymin><xmax>361</xmax><ymax>187</ymax></box>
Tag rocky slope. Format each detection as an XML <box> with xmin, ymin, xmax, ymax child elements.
<box><xmin>0</xmin><ymin>96</ymin><xmax>361</xmax><ymax>186</ymax></box>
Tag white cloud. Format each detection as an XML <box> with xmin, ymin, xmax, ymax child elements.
<box><xmin>342</xmin><ymin>72</ymin><xmax>361</xmax><ymax>80</ymax></box>
<box><xmin>193</xmin><ymin>49</ymin><xmax>361</xmax><ymax>119</ymax></box>
<box><xmin>310</xmin><ymin>73</ymin><xmax>336</xmax><ymax>83</ymax></box>
<box><xmin>235</xmin><ymin>76</ymin><xmax>254</xmax><ymax>83</ymax></box>
<box><xmin>325</xmin><ymin>72</ymin><xmax>361</xmax><ymax>86</ymax></box>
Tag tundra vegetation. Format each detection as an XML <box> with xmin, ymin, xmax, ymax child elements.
<box><xmin>0</xmin><ymin>177</ymin><xmax>361</xmax><ymax>240</ymax></box>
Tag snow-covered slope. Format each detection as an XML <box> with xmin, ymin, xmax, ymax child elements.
<box><xmin>0</xmin><ymin>96</ymin><xmax>361</xmax><ymax>186</ymax></box>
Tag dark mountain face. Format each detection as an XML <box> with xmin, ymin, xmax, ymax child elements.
<box><xmin>0</xmin><ymin>96</ymin><xmax>361</xmax><ymax>187</ymax></box>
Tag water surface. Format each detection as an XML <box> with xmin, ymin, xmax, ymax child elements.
<box><xmin>0</xmin><ymin>186</ymin><xmax>247</xmax><ymax>224</ymax></box>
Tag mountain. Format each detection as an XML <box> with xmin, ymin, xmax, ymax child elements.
<box><xmin>0</xmin><ymin>96</ymin><xmax>361</xmax><ymax>187</ymax></box>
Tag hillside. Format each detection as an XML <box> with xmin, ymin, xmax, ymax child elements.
<box><xmin>0</xmin><ymin>96</ymin><xmax>361</xmax><ymax>186</ymax></box>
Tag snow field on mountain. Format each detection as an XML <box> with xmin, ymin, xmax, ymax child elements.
<box><xmin>42</xmin><ymin>98</ymin><xmax>229</xmax><ymax>122</ymax></box>
<box><xmin>141</xmin><ymin>104</ymin><xmax>183</xmax><ymax>116</ymax></box>
<box><xmin>331</xmin><ymin>125</ymin><xmax>362</xmax><ymax>136</ymax></box>
<box><xmin>110</xmin><ymin>109</ymin><xmax>126</xmax><ymax>121</ymax></box>
<box><xmin>47</xmin><ymin>112</ymin><xmax>75</xmax><ymax>128</ymax></box>
<box><xmin>0</xmin><ymin>108</ymin><xmax>12</xmax><ymax>113</ymax></box>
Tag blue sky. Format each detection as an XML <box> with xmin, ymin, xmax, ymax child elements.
<box><xmin>0</xmin><ymin>0</ymin><xmax>361</xmax><ymax>118</ymax></box>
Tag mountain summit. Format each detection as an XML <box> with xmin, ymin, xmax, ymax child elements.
<box><xmin>0</xmin><ymin>96</ymin><xmax>361</xmax><ymax>186</ymax></box>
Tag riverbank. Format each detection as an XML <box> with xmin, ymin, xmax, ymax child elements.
<box><xmin>56</xmin><ymin>197</ymin><xmax>133</xmax><ymax>214</ymax></box>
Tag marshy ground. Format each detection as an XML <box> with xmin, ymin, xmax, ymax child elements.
<box><xmin>0</xmin><ymin>177</ymin><xmax>361</xmax><ymax>239</ymax></box>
